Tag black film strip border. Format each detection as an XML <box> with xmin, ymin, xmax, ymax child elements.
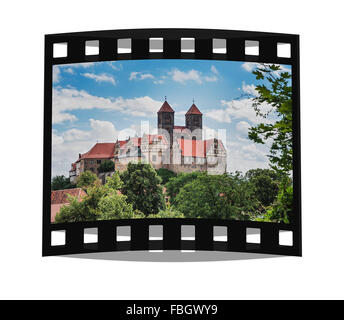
<box><xmin>43</xmin><ymin>29</ymin><xmax>301</xmax><ymax>257</ymax></box>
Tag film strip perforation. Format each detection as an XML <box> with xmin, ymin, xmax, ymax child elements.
<box><xmin>50</xmin><ymin>30</ymin><xmax>295</xmax><ymax>65</ymax></box>
<box><xmin>47</xmin><ymin>219</ymin><xmax>299</xmax><ymax>256</ymax></box>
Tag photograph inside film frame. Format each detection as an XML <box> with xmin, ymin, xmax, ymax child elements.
<box><xmin>51</xmin><ymin>59</ymin><xmax>293</xmax><ymax>225</ymax></box>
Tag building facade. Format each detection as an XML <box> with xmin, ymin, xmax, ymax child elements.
<box><xmin>69</xmin><ymin>100</ymin><xmax>227</xmax><ymax>182</ymax></box>
<box><xmin>69</xmin><ymin>142</ymin><xmax>116</xmax><ymax>183</ymax></box>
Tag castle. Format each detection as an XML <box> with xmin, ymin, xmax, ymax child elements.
<box><xmin>69</xmin><ymin>100</ymin><xmax>227</xmax><ymax>183</ymax></box>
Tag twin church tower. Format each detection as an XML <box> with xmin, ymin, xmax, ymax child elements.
<box><xmin>157</xmin><ymin>99</ymin><xmax>203</xmax><ymax>144</ymax></box>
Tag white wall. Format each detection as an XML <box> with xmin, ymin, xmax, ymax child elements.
<box><xmin>1</xmin><ymin>0</ymin><xmax>344</xmax><ymax>300</ymax></box>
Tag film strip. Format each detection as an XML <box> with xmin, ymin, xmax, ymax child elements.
<box><xmin>43</xmin><ymin>28</ymin><xmax>301</xmax><ymax>257</ymax></box>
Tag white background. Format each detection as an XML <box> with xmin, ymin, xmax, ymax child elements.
<box><xmin>1</xmin><ymin>0</ymin><xmax>343</xmax><ymax>300</ymax></box>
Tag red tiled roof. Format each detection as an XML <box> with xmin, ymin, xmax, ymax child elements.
<box><xmin>186</xmin><ymin>103</ymin><xmax>202</xmax><ymax>115</ymax></box>
<box><xmin>145</xmin><ymin>134</ymin><xmax>168</xmax><ymax>145</ymax></box>
<box><xmin>118</xmin><ymin>140</ymin><xmax>127</xmax><ymax>147</ymax></box>
<box><xmin>77</xmin><ymin>143</ymin><xmax>115</xmax><ymax>161</ymax></box>
<box><xmin>173</xmin><ymin>126</ymin><xmax>189</xmax><ymax>133</ymax></box>
<box><xmin>51</xmin><ymin>188</ymin><xmax>86</xmax><ymax>205</ymax></box>
<box><xmin>130</xmin><ymin>137</ymin><xmax>142</xmax><ymax>147</ymax></box>
<box><xmin>158</xmin><ymin>101</ymin><xmax>174</xmax><ymax>113</ymax></box>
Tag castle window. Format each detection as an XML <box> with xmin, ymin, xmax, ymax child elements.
<box><xmin>97</xmin><ymin>160</ymin><xmax>101</xmax><ymax>164</ymax></box>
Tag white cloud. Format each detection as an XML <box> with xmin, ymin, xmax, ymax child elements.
<box><xmin>204</xmin><ymin>75</ymin><xmax>218</xmax><ymax>82</ymax></box>
<box><xmin>107</xmin><ymin>62</ymin><xmax>122</xmax><ymax>71</ymax></box>
<box><xmin>241</xmin><ymin>62</ymin><xmax>291</xmax><ymax>76</ymax></box>
<box><xmin>53</xmin><ymin>66</ymin><xmax>60</xmax><ymax>83</ymax></box>
<box><xmin>169</xmin><ymin>66</ymin><xmax>219</xmax><ymax>84</ymax></box>
<box><xmin>153</xmin><ymin>79</ymin><xmax>165</xmax><ymax>85</ymax></box>
<box><xmin>82</xmin><ymin>73</ymin><xmax>116</xmax><ymax>85</ymax></box>
<box><xmin>220</xmin><ymin>98</ymin><xmax>274</xmax><ymax>124</ymax></box>
<box><xmin>226</xmin><ymin>137</ymin><xmax>270</xmax><ymax>173</ymax></box>
<box><xmin>129</xmin><ymin>72</ymin><xmax>154</xmax><ymax>81</ymax></box>
<box><xmin>241</xmin><ymin>62</ymin><xmax>260</xmax><ymax>72</ymax></box>
<box><xmin>52</xmin><ymin>88</ymin><xmax>162</xmax><ymax>124</ymax></box>
<box><xmin>211</xmin><ymin>65</ymin><xmax>219</xmax><ymax>75</ymax></box>
<box><xmin>64</xmin><ymin>68</ymin><xmax>74</xmax><ymax>74</ymax></box>
<box><xmin>241</xmin><ymin>82</ymin><xmax>259</xmax><ymax>97</ymax></box>
<box><xmin>52</xmin><ymin>119</ymin><xmax>117</xmax><ymax>177</ymax></box>
<box><xmin>205</xmin><ymin>109</ymin><xmax>231</xmax><ymax>123</ymax></box>
<box><xmin>169</xmin><ymin>69</ymin><xmax>203</xmax><ymax>84</ymax></box>
<box><xmin>236</xmin><ymin>121</ymin><xmax>251</xmax><ymax>135</ymax></box>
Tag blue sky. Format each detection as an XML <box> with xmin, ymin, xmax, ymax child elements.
<box><xmin>52</xmin><ymin>59</ymin><xmax>291</xmax><ymax>177</ymax></box>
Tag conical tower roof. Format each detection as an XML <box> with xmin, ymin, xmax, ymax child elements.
<box><xmin>157</xmin><ymin>101</ymin><xmax>174</xmax><ymax>113</ymax></box>
<box><xmin>186</xmin><ymin>103</ymin><xmax>202</xmax><ymax>115</ymax></box>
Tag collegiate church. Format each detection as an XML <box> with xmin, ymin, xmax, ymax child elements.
<box><xmin>69</xmin><ymin>100</ymin><xmax>227</xmax><ymax>183</ymax></box>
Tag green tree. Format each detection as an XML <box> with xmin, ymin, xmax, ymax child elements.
<box><xmin>55</xmin><ymin>171</ymin><xmax>137</xmax><ymax>223</ymax></box>
<box><xmin>98</xmin><ymin>193</ymin><xmax>144</xmax><ymax>220</ymax></box>
<box><xmin>120</xmin><ymin>162</ymin><xmax>165</xmax><ymax>215</ymax></box>
<box><xmin>259</xmin><ymin>177</ymin><xmax>293</xmax><ymax>224</ymax></box>
<box><xmin>76</xmin><ymin>170</ymin><xmax>100</xmax><ymax>190</ymax></box>
<box><xmin>245</xmin><ymin>168</ymin><xmax>280</xmax><ymax>206</ymax></box>
<box><xmin>165</xmin><ymin>171</ymin><xmax>203</xmax><ymax>205</ymax></box>
<box><xmin>156</xmin><ymin>168</ymin><xmax>176</xmax><ymax>185</ymax></box>
<box><xmin>174</xmin><ymin>173</ymin><xmax>260</xmax><ymax>220</ymax></box>
<box><xmin>51</xmin><ymin>175</ymin><xmax>75</xmax><ymax>190</ymax></box>
<box><xmin>105</xmin><ymin>172</ymin><xmax>123</xmax><ymax>190</ymax></box>
<box><xmin>55</xmin><ymin>184</ymin><xmax>106</xmax><ymax>223</ymax></box>
<box><xmin>98</xmin><ymin>159</ymin><xmax>115</xmax><ymax>173</ymax></box>
<box><xmin>248</xmin><ymin>64</ymin><xmax>292</xmax><ymax>174</ymax></box>
<box><xmin>147</xmin><ymin>206</ymin><xmax>185</xmax><ymax>218</ymax></box>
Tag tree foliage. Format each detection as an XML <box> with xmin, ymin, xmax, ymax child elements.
<box><xmin>76</xmin><ymin>170</ymin><xmax>100</xmax><ymax>190</ymax></box>
<box><xmin>98</xmin><ymin>193</ymin><xmax>144</xmax><ymax>220</ymax></box>
<box><xmin>105</xmin><ymin>172</ymin><xmax>122</xmax><ymax>190</ymax></box>
<box><xmin>174</xmin><ymin>173</ymin><xmax>261</xmax><ymax>220</ymax></box>
<box><xmin>156</xmin><ymin>168</ymin><xmax>176</xmax><ymax>185</ymax></box>
<box><xmin>165</xmin><ymin>171</ymin><xmax>203</xmax><ymax>205</ymax></box>
<box><xmin>51</xmin><ymin>175</ymin><xmax>75</xmax><ymax>190</ymax></box>
<box><xmin>55</xmin><ymin>173</ymin><xmax>141</xmax><ymax>223</ymax></box>
<box><xmin>98</xmin><ymin>159</ymin><xmax>115</xmax><ymax>173</ymax></box>
<box><xmin>120</xmin><ymin>162</ymin><xmax>166</xmax><ymax>215</ymax></box>
<box><xmin>248</xmin><ymin>64</ymin><xmax>292</xmax><ymax>174</ymax></box>
<box><xmin>257</xmin><ymin>177</ymin><xmax>293</xmax><ymax>224</ymax></box>
<box><xmin>245</xmin><ymin>168</ymin><xmax>280</xmax><ymax>206</ymax></box>
<box><xmin>55</xmin><ymin>184</ymin><xmax>105</xmax><ymax>223</ymax></box>
<box><xmin>147</xmin><ymin>206</ymin><xmax>185</xmax><ymax>218</ymax></box>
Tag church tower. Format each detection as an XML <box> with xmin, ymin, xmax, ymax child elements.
<box><xmin>185</xmin><ymin>102</ymin><xmax>202</xmax><ymax>140</ymax></box>
<box><xmin>157</xmin><ymin>99</ymin><xmax>174</xmax><ymax>146</ymax></box>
